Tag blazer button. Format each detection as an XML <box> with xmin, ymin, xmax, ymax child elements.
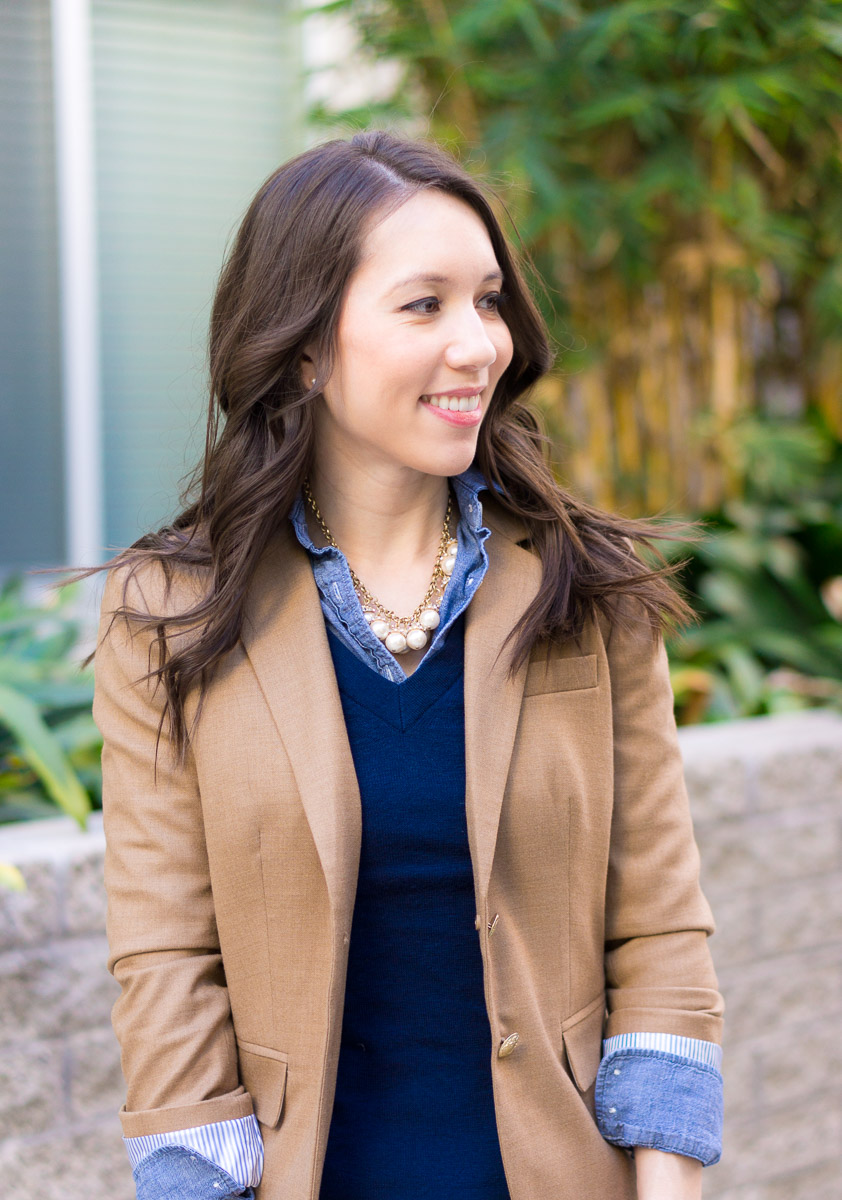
<box><xmin>498</xmin><ymin>1032</ymin><xmax>520</xmax><ymax>1058</ymax></box>
<box><xmin>474</xmin><ymin>914</ymin><xmax>481</xmax><ymax>930</ymax></box>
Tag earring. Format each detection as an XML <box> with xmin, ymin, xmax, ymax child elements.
<box><xmin>310</xmin><ymin>378</ymin><xmax>316</xmax><ymax>387</ymax></box>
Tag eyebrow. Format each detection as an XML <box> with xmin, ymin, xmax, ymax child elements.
<box><xmin>387</xmin><ymin>269</ymin><xmax>504</xmax><ymax>295</ymax></box>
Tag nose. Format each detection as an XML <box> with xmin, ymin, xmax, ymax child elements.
<box><xmin>444</xmin><ymin>305</ymin><xmax>498</xmax><ymax>373</ymax></box>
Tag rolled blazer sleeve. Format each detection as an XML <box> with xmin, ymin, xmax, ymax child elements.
<box><xmin>92</xmin><ymin>563</ymin><xmax>256</xmax><ymax>1139</ymax></box>
<box><xmin>595</xmin><ymin>598</ymin><xmax>725</xmax><ymax>1162</ymax></box>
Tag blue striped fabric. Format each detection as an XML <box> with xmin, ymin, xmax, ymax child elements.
<box><xmin>123</xmin><ymin>1113</ymin><xmax>263</xmax><ymax>1188</ymax></box>
<box><xmin>603</xmin><ymin>1031</ymin><xmax>722</xmax><ymax>1071</ymax></box>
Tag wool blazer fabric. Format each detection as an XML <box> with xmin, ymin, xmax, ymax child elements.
<box><xmin>93</xmin><ymin>491</ymin><xmax>724</xmax><ymax>1200</ymax></box>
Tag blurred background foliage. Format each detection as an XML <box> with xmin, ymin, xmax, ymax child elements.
<box><xmin>663</xmin><ymin>414</ymin><xmax>842</xmax><ymax>722</ymax></box>
<box><xmin>0</xmin><ymin>578</ymin><xmax>99</xmax><ymax>826</ymax></box>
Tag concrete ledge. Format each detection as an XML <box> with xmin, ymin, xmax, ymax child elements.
<box><xmin>679</xmin><ymin>710</ymin><xmax>842</xmax><ymax>821</ymax></box>
<box><xmin>0</xmin><ymin>811</ymin><xmax>105</xmax><ymax>862</ymax></box>
<box><xmin>0</xmin><ymin>813</ymin><xmax>107</xmax><ymax>950</ymax></box>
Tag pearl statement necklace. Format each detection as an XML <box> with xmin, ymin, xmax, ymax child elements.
<box><xmin>302</xmin><ymin>477</ymin><xmax>457</xmax><ymax>656</ymax></box>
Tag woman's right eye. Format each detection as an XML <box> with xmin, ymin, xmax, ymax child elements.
<box><xmin>403</xmin><ymin>297</ymin><xmax>440</xmax><ymax>315</ymax></box>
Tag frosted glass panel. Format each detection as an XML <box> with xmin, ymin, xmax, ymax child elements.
<box><xmin>92</xmin><ymin>0</ymin><xmax>301</xmax><ymax>549</ymax></box>
<box><xmin>0</xmin><ymin>1</ymin><xmax>63</xmax><ymax>570</ymax></box>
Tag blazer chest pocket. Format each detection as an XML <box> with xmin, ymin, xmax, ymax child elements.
<box><xmin>560</xmin><ymin>993</ymin><xmax>606</xmax><ymax>1095</ymax></box>
<box><xmin>524</xmin><ymin>653</ymin><xmax>597</xmax><ymax>697</ymax></box>
<box><xmin>237</xmin><ymin>1038</ymin><xmax>289</xmax><ymax>1128</ymax></box>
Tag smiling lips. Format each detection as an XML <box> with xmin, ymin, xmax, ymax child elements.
<box><xmin>419</xmin><ymin>392</ymin><xmax>483</xmax><ymax>426</ymax></box>
<box><xmin>420</xmin><ymin>393</ymin><xmax>481</xmax><ymax>412</ymax></box>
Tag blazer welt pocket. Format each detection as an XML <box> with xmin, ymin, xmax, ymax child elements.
<box><xmin>560</xmin><ymin>993</ymin><xmax>606</xmax><ymax>1094</ymax></box>
<box><xmin>236</xmin><ymin>1038</ymin><xmax>289</xmax><ymax>1128</ymax></box>
<box><xmin>524</xmin><ymin>653</ymin><xmax>598</xmax><ymax>697</ymax></box>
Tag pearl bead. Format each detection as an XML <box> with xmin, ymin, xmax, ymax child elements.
<box><xmin>446</xmin><ymin>539</ymin><xmax>458</xmax><ymax>556</ymax></box>
<box><xmin>385</xmin><ymin>631</ymin><xmax>408</xmax><ymax>654</ymax></box>
<box><xmin>442</xmin><ymin>554</ymin><xmax>456</xmax><ymax>575</ymax></box>
<box><xmin>362</xmin><ymin>610</ymin><xmax>377</xmax><ymax>624</ymax></box>
<box><xmin>419</xmin><ymin>608</ymin><xmax>440</xmax><ymax>630</ymax></box>
<box><xmin>370</xmin><ymin>619</ymin><xmax>390</xmax><ymax>640</ymax></box>
<box><xmin>405</xmin><ymin>627</ymin><xmax>428</xmax><ymax>650</ymax></box>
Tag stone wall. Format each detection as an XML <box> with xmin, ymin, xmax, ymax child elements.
<box><xmin>680</xmin><ymin>710</ymin><xmax>842</xmax><ymax>1199</ymax></box>
<box><xmin>1</xmin><ymin>709</ymin><xmax>841</xmax><ymax>1199</ymax></box>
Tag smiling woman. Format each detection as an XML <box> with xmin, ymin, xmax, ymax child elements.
<box><xmin>75</xmin><ymin>131</ymin><xmax>723</xmax><ymax>1200</ymax></box>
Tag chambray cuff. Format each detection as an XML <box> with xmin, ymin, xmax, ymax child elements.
<box><xmin>595</xmin><ymin>1048</ymin><xmax>724</xmax><ymax>1166</ymax></box>
<box><xmin>131</xmin><ymin>1145</ymin><xmax>255</xmax><ymax>1200</ymax></box>
<box><xmin>124</xmin><ymin>1113</ymin><xmax>263</xmax><ymax>1190</ymax></box>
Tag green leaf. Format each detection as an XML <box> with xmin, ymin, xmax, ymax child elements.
<box><xmin>805</xmin><ymin>19</ymin><xmax>842</xmax><ymax>57</ymax></box>
<box><xmin>0</xmin><ymin>792</ymin><xmax>62</xmax><ymax>824</ymax></box>
<box><xmin>0</xmin><ymin>684</ymin><xmax>90</xmax><ymax>827</ymax></box>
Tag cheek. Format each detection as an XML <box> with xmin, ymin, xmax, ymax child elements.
<box><xmin>342</xmin><ymin>320</ymin><xmax>428</xmax><ymax>384</ymax></box>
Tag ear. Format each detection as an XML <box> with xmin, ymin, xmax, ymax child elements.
<box><xmin>299</xmin><ymin>351</ymin><xmax>316</xmax><ymax>389</ymax></box>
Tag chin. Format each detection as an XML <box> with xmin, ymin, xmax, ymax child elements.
<box><xmin>413</xmin><ymin>448</ymin><xmax>478</xmax><ymax>479</ymax></box>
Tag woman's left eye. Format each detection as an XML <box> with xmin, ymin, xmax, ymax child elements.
<box><xmin>402</xmin><ymin>292</ymin><xmax>506</xmax><ymax>315</ymax></box>
<box><xmin>479</xmin><ymin>291</ymin><xmax>506</xmax><ymax>311</ymax></box>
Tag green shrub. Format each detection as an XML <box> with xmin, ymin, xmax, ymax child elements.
<box><xmin>665</xmin><ymin>417</ymin><xmax>842</xmax><ymax>721</ymax></box>
<box><xmin>0</xmin><ymin>578</ymin><xmax>100</xmax><ymax>826</ymax></box>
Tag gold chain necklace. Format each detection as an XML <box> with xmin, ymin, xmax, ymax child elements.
<box><xmin>302</xmin><ymin>477</ymin><xmax>457</xmax><ymax>655</ymax></box>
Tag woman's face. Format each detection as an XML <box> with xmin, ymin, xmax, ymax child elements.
<box><xmin>307</xmin><ymin>189</ymin><xmax>514</xmax><ymax>481</ymax></box>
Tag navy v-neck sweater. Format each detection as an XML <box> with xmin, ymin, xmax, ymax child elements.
<box><xmin>318</xmin><ymin>614</ymin><xmax>511</xmax><ymax>1200</ymax></box>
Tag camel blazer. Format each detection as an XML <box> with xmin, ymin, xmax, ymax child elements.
<box><xmin>93</xmin><ymin>491</ymin><xmax>724</xmax><ymax>1200</ymax></box>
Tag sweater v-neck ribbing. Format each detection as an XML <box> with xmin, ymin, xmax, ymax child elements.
<box><xmin>325</xmin><ymin>613</ymin><xmax>465</xmax><ymax>732</ymax></box>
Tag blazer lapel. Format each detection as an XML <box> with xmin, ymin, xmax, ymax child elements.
<box><xmin>241</xmin><ymin>522</ymin><xmax>362</xmax><ymax>926</ymax></box>
<box><xmin>463</xmin><ymin>497</ymin><xmax>543</xmax><ymax>900</ymax></box>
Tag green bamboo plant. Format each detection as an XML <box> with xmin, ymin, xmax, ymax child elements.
<box><xmin>306</xmin><ymin>0</ymin><xmax>842</xmax><ymax>512</ymax></box>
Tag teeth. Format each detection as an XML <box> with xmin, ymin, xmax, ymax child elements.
<box><xmin>422</xmin><ymin>394</ymin><xmax>480</xmax><ymax>411</ymax></box>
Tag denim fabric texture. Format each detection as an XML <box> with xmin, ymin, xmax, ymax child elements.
<box><xmin>287</xmin><ymin>463</ymin><xmax>493</xmax><ymax>682</ymax></box>
<box><xmin>124</xmin><ymin>463</ymin><xmax>723</xmax><ymax>1196</ymax></box>
<box><xmin>132</xmin><ymin>1145</ymin><xmax>255</xmax><ymax>1200</ymax></box>
<box><xmin>595</xmin><ymin>1048</ymin><xmax>725</xmax><ymax>1166</ymax></box>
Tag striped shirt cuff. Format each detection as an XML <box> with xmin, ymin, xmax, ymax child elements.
<box><xmin>123</xmin><ymin>1114</ymin><xmax>264</xmax><ymax>1188</ymax></box>
<box><xmin>603</xmin><ymin>1031</ymin><xmax>722</xmax><ymax>1071</ymax></box>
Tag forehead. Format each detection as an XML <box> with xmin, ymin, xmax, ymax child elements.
<box><xmin>354</xmin><ymin>189</ymin><xmax>500</xmax><ymax>285</ymax></box>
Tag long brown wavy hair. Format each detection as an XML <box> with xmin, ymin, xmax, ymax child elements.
<box><xmin>67</xmin><ymin>129</ymin><xmax>698</xmax><ymax>761</ymax></box>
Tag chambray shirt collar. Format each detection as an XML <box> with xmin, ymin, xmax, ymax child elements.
<box><xmin>287</xmin><ymin>464</ymin><xmax>492</xmax><ymax>684</ymax></box>
<box><xmin>448</xmin><ymin>463</ymin><xmax>490</xmax><ymax>533</ymax></box>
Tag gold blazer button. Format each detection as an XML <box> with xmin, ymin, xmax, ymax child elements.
<box><xmin>498</xmin><ymin>1032</ymin><xmax>520</xmax><ymax>1058</ymax></box>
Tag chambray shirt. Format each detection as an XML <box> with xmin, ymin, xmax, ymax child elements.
<box><xmin>125</xmin><ymin>464</ymin><xmax>724</xmax><ymax>1200</ymax></box>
